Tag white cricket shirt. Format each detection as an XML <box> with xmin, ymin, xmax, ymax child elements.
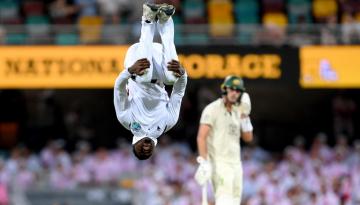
<box><xmin>200</xmin><ymin>98</ymin><xmax>245</xmax><ymax>163</ymax></box>
<box><xmin>114</xmin><ymin>69</ymin><xmax>187</xmax><ymax>145</ymax></box>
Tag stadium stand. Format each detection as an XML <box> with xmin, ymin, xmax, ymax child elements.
<box><xmin>0</xmin><ymin>0</ymin><xmax>359</xmax><ymax>45</ymax></box>
<box><xmin>0</xmin><ymin>1</ymin><xmax>360</xmax><ymax>205</ymax></box>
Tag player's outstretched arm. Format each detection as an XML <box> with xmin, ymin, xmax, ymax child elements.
<box><xmin>169</xmin><ymin>60</ymin><xmax>187</xmax><ymax>98</ymax></box>
<box><xmin>165</xmin><ymin>60</ymin><xmax>187</xmax><ymax>129</ymax></box>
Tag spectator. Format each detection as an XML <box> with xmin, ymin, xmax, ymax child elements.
<box><xmin>341</xmin><ymin>12</ymin><xmax>360</xmax><ymax>44</ymax></box>
<box><xmin>320</xmin><ymin>15</ymin><xmax>339</xmax><ymax>45</ymax></box>
<box><xmin>49</xmin><ymin>0</ymin><xmax>78</xmax><ymax>24</ymax></box>
<box><xmin>97</xmin><ymin>0</ymin><xmax>121</xmax><ymax>24</ymax></box>
<box><xmin>74</xmin><ymin>0</ymin><xmax>98</xmax><ymax>17</ymax></box>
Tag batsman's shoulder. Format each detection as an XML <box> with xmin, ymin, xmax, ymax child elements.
<box><xmin>202</xmin><ymin>99</ymin><xmax>221</xmax><ymax>113</ymax></box>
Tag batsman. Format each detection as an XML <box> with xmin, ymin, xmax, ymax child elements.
<box><xmin>195</xmin><ymin>76</ymin><xmax>253</xmax><ymax>205</ymax></box>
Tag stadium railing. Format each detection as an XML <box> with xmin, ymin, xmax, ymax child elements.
<box><xmin>1</xmin><ymin>24</ymin><xmax>357</xmax><ymax>46</ymax></box>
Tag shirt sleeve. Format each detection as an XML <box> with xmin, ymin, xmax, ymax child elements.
<box><xmin>113</xmin><ymin>69</ymin><xmax>132</xmax><ymax>130</ymax></box>
<box><xmin>165</xmin><ymin>72</ymin><xmax>188</xmax><ymax>131</ymax></box>
<box><xmin>200</xmin><ymin>104</ymin><xmax>215</xmax><ymax>127</ymax></box>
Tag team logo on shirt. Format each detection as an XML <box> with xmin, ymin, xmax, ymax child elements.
<box><xmin>229</xmin><ymin>123</ymin><xmax>239</xmax><ymax>136</ymax></box>
<box><xmin>131</xmin><ymin>122</ymin><xmax>141</xmax><ymax>132</ymax></box>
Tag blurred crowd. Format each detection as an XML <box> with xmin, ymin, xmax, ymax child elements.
<box><xmin>0</xmin><ymin>132</ymin><xmax>358</xmax><ymax>204</ymax></box>
<box><xmin>0</xmin><ymin>0</ymin><xmax>360</xmax><ymax>45</ymax></box>
<box><xmin>0</xmin><ymin>0</ymin><xmax>359</xmax><ymax>25</ymax></box>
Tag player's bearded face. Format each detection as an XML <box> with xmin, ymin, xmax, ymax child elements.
<box><xmin>226</xmin><ymin>88</ymin><xmax>241</xmax><ymax>104</ymax></box>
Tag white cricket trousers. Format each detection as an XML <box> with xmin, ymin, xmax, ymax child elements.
<box><xmin>211</xmin><ymin>161</ymin><xmax>243</xmax><ymax>205</ymax></box>
<box><xmin>125</xmin><ymin>16</ymin><xmax>178</xmax><ymax>84</ymax></box>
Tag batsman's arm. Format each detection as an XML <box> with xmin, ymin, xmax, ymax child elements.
<box><xmin>113</xmin><ymin>69</ymin><xmax>132</xmax><ymax>129</ymax></box>
<box><xmin>241</xmin><ymin>116</ymin><xmax>253</xmax><ymax>142</ymax></box>
<box><xmin>197</xmin><ymin>124</ymin><xmax>211</xmax><ymax>159</ymax></box>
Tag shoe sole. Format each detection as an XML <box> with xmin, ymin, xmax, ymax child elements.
<box><xmin>146</xmin><ymin>3</ymin><xmax>160</xmax><ymax>12</ymax></box>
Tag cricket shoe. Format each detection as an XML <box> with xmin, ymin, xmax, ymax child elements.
<box><xmin>143</xmin><ymin>3</ymin><xmax>160</xmax><ymax>23</ymax></box>
<box><xmin>157</xmin><ymin>4</ymin><xmax>175</xmax><ymax>24</ymax></box>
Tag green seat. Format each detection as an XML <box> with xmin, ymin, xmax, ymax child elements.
<box><xmin>172</xmin><ymin>14</ymin><xmax>183</xmax><ymax>24</ymax></box>
<box><xmin>174</xmin><ymin>32</ymin><xmax>184</xmax><ymax>45</ymax></box>
<box><xmin>56</xmin><ymin>33</ymin><xmax>79</xmax><ymax>45</ymax></box>
<box><xmin>236</xmin><ymin>25</ymin><xmax>256</xmax><ymax>44</ymax></box>
<box><xmin>287</xmin><ymin>0</ymin><xmax>312</xmax><ymax>23</ymax></box>
<box><xmin>234</xmin><ymin>0</ymin><xmax>259</xmax><ymax>24</ymax></box>
<box><xmin>26</xmin><ymin>15</ymin><xmax>50</xmax><ymax>36</ymax></box>
<box><xmin>26</xmin><ymin>15</ymin><xmax>49</xmax><ymax>24</ymax></box>
<box><xmin>185</xmin><ymin>33</ymin><xmax>208</xmax><ymax>44</ymax></box>
<box><xmin>0</xmin><ymin>1</ymin><xmax>19</xmax><ymax>19</ymax></box>
<box><xmin>6</xmin><ymin>33</ymin><xmax>27</xmax><ymax>44</ymax></box>
<box><xmin>182</xmin><ymin>0</ymin><xmax>205</xmax><ymax>22</ymax></box>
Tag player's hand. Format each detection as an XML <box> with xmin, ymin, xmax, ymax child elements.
<box><xmin>194</xmin><ymin>156</ymin><xmax>212</xmax><ymax>186</ymax></box>
<box><xmin>128</xmin><ymin>58</ymin><xmax>150</xmax><ymax>76</ymax></box>
<box><xmin>167</xmin><ymin>60</ymin><xmax>185</xmax><ymax>77</ymax></box>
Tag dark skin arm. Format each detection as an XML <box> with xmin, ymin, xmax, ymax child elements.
<box><xmin>128</xmin><ymin>58</ymin><xmax>150</xmax><ymax>75</ymax></box>
<box><xmin>128</xmin><ymin>58</ymin><xmax>185</xmax><ymax>77</ymax></box>
<box><xmin>167</xmin><ymin>59</ymin><xmax>185</xmax><ymax>77</ymax></box>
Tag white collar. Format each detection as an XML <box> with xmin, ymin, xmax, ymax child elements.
<box><xmin>132</xmin><ymin>136</ymin><xmax>158</xmax><ymax>146</ymax></box>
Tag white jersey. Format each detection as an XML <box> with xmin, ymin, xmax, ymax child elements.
<box><xmin>114</xmin><ymin>16</ymin><xmax>186</xmax><ymax>144</ymax></box>
<box><xmin>200</xmin><ymin>98</ymin><xmax>243</xmax><ymax>163</ymax></box>
<box><xmin>113</xmin><ymin>68</ymin><xmax>187</xmax><ymax>143</ymax></box>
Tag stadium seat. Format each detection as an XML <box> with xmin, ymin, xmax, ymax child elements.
<box><xmin>234</xmin><ymin>0</ymin><xmax>259</xmax><ymax>24</ymax></box>
<box><xmin>55</xmin><ymin>33</ymin><xmax>79</xmax><ymax>45</ymax></box>
<box><xmin>182</xmin><ymin>0</ymin><xmax>206</xmax><ymax>24</ymax></box>
<box><xmin>208</xmin><ymin>0</ymin><xmax>235</xmax><ymax>37</ymax></box>
<box><xmin>0</xmin><ymin>1</ymin><xmax>19</xmax><ymax>22</ymax></box>
<box><xmin>172</xmin><ymin>15</ymin><xmax>183</xmax><ymax>25</ymax></box>
<box><xmin>185</xmin><ymin>33</ymin><xmax>209</xmax><ymax>44</ymax></box>
<box><xmin>22</xmin><ymin>0</ymin><xmax>44</xmax><ymax>16</ymax></box>
<box><xmin>26</xmin><ymin>15</ymin><xmax>50</xmax><ymax>36</ymax></box>
<box><xmin>355</xmin><ymin>12</ymin><xmax>360</xmax><ymax>23</ymax></box>
<box><xmin>172</xmin><ymin>15</ymin><xmax>184</xmax><ymax>44</ymax></box>
<box><xmin>287</xmin><ymin>0</ymin><xmax>312</xmax><ymax>24</ymax></box>
<box><xmin>236</xmin><ymin>25</ymin><xmax>257</xmax><ymax>44</ymax></box>
<box><xmin>6</xmin><ymin>33</ymin><xmax>27</xmax><ymax>45</ymax></box>
<box><xmin>312</xmin><ymin>0</ymin><xmax>338</xmax><ymax>21</ymax></box>
<box><xmin>78</xmin><ymin>16</ymin><xmax>103</xmax><ymax>44</ymax></box>
<box><xmin>263</xmin><ymin>12</ymin><xmax>288</xmax><ymax>27</ymax></box>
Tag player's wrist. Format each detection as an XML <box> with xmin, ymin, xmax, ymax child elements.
<box><xmin>196</xmin><ymin>156</ymin><xmax>208</xmax><ymax>164</ymax></box>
